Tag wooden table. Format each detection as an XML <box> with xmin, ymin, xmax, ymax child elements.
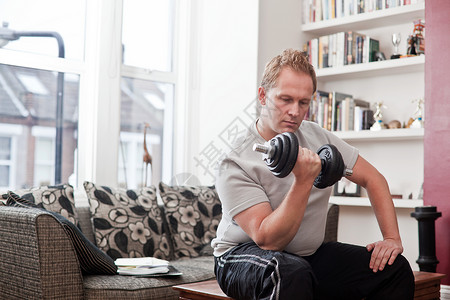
<box><xmin>413</xmin><ymin>271</ymin><xmax>446</xmax><ymax>300</ymax></box>
<box><xmin>173</xmin><ymin>280</ymin><xmax>232</xmax><ymax>300</ymax></box>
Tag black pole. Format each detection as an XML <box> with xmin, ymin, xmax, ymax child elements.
<box><xmin>411</xmin><ymin>206</ymin><xmax>442</xmax><ymax>272</ymax></box>
<box><xmin>15</xmin><ymin>31</ymin><xmax>65</xmax><ymax>184</ymax></box>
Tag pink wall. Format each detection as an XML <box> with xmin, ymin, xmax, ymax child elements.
<box><xmin>424</xmin><ymin>0</ymin><xmax>450</xmax><ymax>285</ymax></box>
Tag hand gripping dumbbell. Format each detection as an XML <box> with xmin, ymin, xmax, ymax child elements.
<box><xmin>252</xmin><ymin>132</ymin><xmax>352</xmax><ymax>188</ymax></box>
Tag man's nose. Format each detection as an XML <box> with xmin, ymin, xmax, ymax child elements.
<box><xmin>288</xmin><ymin>104</ymin><xmax>300</xmax><ymax>117</ymax></box>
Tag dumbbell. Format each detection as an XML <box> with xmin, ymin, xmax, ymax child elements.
<box><xmin>252</xmin><ymin>132</ymin><xmax>352</xmax><ymax>188</ymax></box>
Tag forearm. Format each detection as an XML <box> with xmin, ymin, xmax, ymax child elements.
<box><xmin>350</xmin><ymin>155</ymin><xmax>404</xmax><ymax>271</ymax></box>
<box><xmin>256</xmin><ymin>179</ymin><xmax>311</xmax><ymax>250</ymax></box>
<box><xmin>235</xmin><ymin>178</ymin><xmax>312</xmax><ymax>251</ymax></box>
<box><xmin>350</xmin><ymin>155</ymin><xmax>401</xmax><ymax>243</ymax></box>
<box><xmin>365</xmin><ymin>173</ymin><xmax>401</xmax><ymax>242</ymax></box>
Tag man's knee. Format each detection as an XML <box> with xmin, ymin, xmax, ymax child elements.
<box><xmin>269</xmin><ymin>252</ymin><xmax>317</xmax><ymax>299</ymax></box>
<box><xmin>273</xmin><ymin>251</ymin><xmax>313</xmax><ymax>276</ymax></box>
<box><xmin>392</xmin><ymin>255</ymin><xmax>415</xmax><ymax>288</ymax></box>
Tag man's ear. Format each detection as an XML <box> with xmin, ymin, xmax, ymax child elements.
<box><xmin>258</xmin><ymin>87</ymin><xmax>266</xmax><ymax>105</ymax></box>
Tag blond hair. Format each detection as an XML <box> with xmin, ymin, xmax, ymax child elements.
<box><xmin>260</xmin><ymin>48</ymin><xmax>317</xmax><ymax>93</ymax></box>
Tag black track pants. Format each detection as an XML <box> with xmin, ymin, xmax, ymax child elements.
<box><xmin>214</xmin><ymin>241</ymin><xmax>415</xmax><ymax>300</ymax></box>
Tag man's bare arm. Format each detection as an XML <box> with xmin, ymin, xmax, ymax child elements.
<box><xmin>348</xmin><ymin>155</ymin><xmax>403</xmax><ymax>272</ymax></box>
<box><xmin>234</xmin><ymin>147</ymin><xmax>321</xmax><ymax>251</ymax></box>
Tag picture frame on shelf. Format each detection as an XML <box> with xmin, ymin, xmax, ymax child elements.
<box><xmin>334</xmin><ymin>177</ymin><xmax>361</xmax><ymax>197</ymax></box>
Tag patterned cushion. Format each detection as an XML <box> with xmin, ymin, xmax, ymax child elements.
<box><xmin>159</xmin><ymin>182</ymin><xmax>222</xmax><ymax>259</ymax></box>
<box><xmin>5</xmin><ymin>191</ymin><xmax>117</xmax><ymax>275</ymax></box>
<box><xmin>3</xmin><ymin>184</ymin><xmax>79</xmax><ymax>228</ymax></box>
<box><xmin>83</xmin><ymin>181</ymin><xmax>172</xmax><ymax>260</ymax></box>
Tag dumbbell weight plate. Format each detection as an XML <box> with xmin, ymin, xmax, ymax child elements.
<box><xmin>314</xmin><ymin>144</ymin><xmax>345</xmax><ymax>189</ymax></box>
<box><xmin>267</xmin><ymin>134</ymin><xmax>288</xmax><ymax>174</ymax></box>
<box><xmin>265</xmin><ymin>136</ymin><xmax>282</xmax><ymax>168</ymax></box>
<box><xmin>271</xmin><ymin>132</ymin><xmax>299</xmax><ymax>178</ymax></box>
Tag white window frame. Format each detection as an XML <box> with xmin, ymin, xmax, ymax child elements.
<box><xmin>0</xmin><ymin>124</ymin><xmax>22</xmax><ymax>189</ymax></box>
<box><xmin>0</xmin><ymin>0</ymin><xmax>192</xmax><ymax>197</ymax></box>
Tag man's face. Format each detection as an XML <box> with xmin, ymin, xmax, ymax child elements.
<box><xmin>258</xmin><ymin>67</ymin><xmax>314</xmax><ymax>140</ymax></box>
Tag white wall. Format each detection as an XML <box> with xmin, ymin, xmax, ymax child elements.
<box><xmin>182</xmin><ymin>0</ymin><xmax>259</xmax><ymax>185</ymax></box>
<box><xmin>257</xmin><ymin>0</ymin><xmax>305</xmax><ymax>84</ymax></box>
<box><xmin>180</xmin><ymin>0</ymin><xmax>307</xmax><ymax>185</ymax></box>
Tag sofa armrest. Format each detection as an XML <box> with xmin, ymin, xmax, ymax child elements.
<box><xmin>0</xmin><ymin>206</ymin><xmax>84</xmax><ymax>299</ymax></box>
<box><xmin>324</xmin><ymin>203</ymin><xmax>339</xmax><ymax>243</ymax></box>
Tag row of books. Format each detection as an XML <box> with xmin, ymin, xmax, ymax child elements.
<box><xmin>304</xmin><ymin>32</ymin><xmax>379</xmax><ymax>69</ymax></box>
<box><xmin>306</xmin><ymin>90</ymin><xmax>375</xmax><ymax>132</ymax></box>
<box><xmin>303</xmin><ymin>0</ymin><xmax>424</xmax><ymax>23</ymax></box>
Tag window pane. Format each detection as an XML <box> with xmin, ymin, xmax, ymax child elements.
<box><xmin>0</xmin><ymin>0</ymin><xmax>86</xmax><ymax>61</ymax></box>
<box><xmin>119</xmin><ymin>77</ymin><xmax>173</xmax><ymax>189</ymax></box>
<box><xmin>0</xmin><ymin>136</ymin><xmax>11</xmax><ymax>160</ymax></box>
<box><xmin>35</xmin><ymin>137</ymin><xmax>54</xmax><ymax>161</ymax></box>
<box><xmin>122</xmin><ymin>0</ymin><xmax>174</xmax><ymax>71</ymax></box>
<box><xmin>0</xmin><ymin>64</ymin><xmax>79</xmax><ymax>189</ymax></box>
<box><xmin>34</xmin><ymin>165</ymin><xmax>53</xmax><ymax>187</ymax></box>
<box><xmin>0</xmin><ymin>165</ymin><xmax>9</xmax><ymax>187</ymax></box>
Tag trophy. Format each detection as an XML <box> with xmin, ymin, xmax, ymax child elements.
<box><xmin>391</xmin><ymin>33</ymin><xmax>401</xmax><ymax>59</ymax></box>
<box><xmin>370</xmin><ymin>102</ymin><xmax>386</xmax><ymax>131</ymax></box>
<box><xmin>410</xmin><ymin>98</ymin><xmax>424</xmax><ymax>128</ymax></box>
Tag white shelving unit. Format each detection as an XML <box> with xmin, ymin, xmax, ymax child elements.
<box><xmin>333</xmin><ymin>127</ymin><xmax>424</xmax><ymax>141</ymax></box>
<box><xmin>303</xmin><ymin>3</ymin><xmax>425</xmax><ymax>203</ymax></box>
<box><xmin>330</xmin><ymin>196</ymin><xmax>423</xmax><ymax>208</ymax></box>
<box><xmin>315</xmin><ymin>55</ymin><xmax>424</xmax><ymax>80</ymax></box>
<box><xmin>302</xmin><ymin>2</ymin><xmax>425</xmax><ymax>35</ymax></box>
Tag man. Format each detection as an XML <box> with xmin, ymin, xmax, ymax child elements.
<box><xmin>211</xmin><ymin>49</ymin><xmax>414</xmax><ymax>299</ymax></box>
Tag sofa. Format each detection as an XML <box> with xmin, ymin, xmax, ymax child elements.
<box><xmin>0</xmin><ymin>182</ymin><xmax>339</xmax><ymax>299</ymax></box>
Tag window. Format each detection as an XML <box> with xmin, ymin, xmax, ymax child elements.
<box><xmin>118</xmin><ymin>134</ymin><xmax>145</xmax><ymax>189</ymax></box>
<box><xmin>0</xmin><ymin>64</ymin><xmax>79</xmax><ymax>189</ymax></box>
<box><xmin>0</xmin><ymin>136</ymin><xmax>12</xmax><ymax>187</ymax></box>
<box><xmin>0</xmin><ymin>124</ymin><xmax>22</xmax><ymax>188</ymax></box>
<box><xmin>122</xmin><ymin>0</ymin><xmax>174</xmax><ymax>72</ymax></box>
<box><xmin>0</xmin><ymin>0</ymin><xmax>86</xmax><ymax>60</ymax></box>
<box><xmin>0</xmin><ymin>0</ymin><xmax>180</xmax><ymax>192</ymax></box>
<box><xmin>0</xmin><ymin>0</ymin><xmax>84</xmax><ymax>190</ymax></box>
<box><xmin>119</xmin><ymin>78</ymin><xmax>174</xmax><ymax>188</ymax></box>
<box><xmin>32</xmin><ymin>127</ymin><xmax>56</xmax><ymax>186</ymax></box>
<box><xmin>120</xmin><ymin>0</ymin><xmax>176</xmax><ymax>187</ymax></box>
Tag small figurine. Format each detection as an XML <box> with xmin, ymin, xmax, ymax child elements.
<box><xmin>407</xmin><ymin>19</ymin><xmax>425</xmax><ymax>55</ymax></box>
<box><xmin>410</xmin><ymin>98</ymin><xmax>424</xmax><ymax>128</ymax></box>
<box><xmin>370</xmin><ymin>102</ymin><xmax>386</xmax><ymax>131</ymax></box>
<box><xmin>388</xmin><ymin>120</ymin><xmax>402</xmax><ymax>129</ymax></box>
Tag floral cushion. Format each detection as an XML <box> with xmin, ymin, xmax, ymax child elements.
<box><xmin>83</xmin><ymin>181</ymin><xmax>172</xmax><ymax>260</ymax></box>
<box><xmin>3</xmin><ymin>184</ymin><xmax>79</xmax><ymax>228</ymax></box>
<box><xmin>159</xmin><ymin>182</ymin><xmax>222</xmax><ymax>259</ymax></box>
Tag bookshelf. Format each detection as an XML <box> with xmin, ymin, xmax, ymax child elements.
<box><xmin>302</xmin><ymin>2</ymin><xmax>425</xmax><ymax>35</ymax></box>
<box><xmin>298</xmin><ymin>0</ymin><xmax>424</xmax><ymax>271</ymax></box>
<box><xmin>301</xmin><ymin>1</ymin><xmax>425</xmax><ymax>203</ymax></box>
<box><xmin>315</xmin><ymin>54</ymin><xmax>424</xmax><ymax>80</ymax></box>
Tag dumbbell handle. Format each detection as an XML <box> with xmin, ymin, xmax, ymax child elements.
<box><xmin>253</xmin><ymin>143</ymin><xmax>273</xmax><ymax>155</ymax></box>
<box><xmin>254</xmin><ymin>142</ymin><xmax>353</xmax><ymax>177</ymax></box>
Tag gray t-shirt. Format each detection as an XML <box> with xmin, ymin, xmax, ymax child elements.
<box><xmin>211</xmin><ymin>120</ymin><xmax>359</xmax><ymax>257</ymax></box>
